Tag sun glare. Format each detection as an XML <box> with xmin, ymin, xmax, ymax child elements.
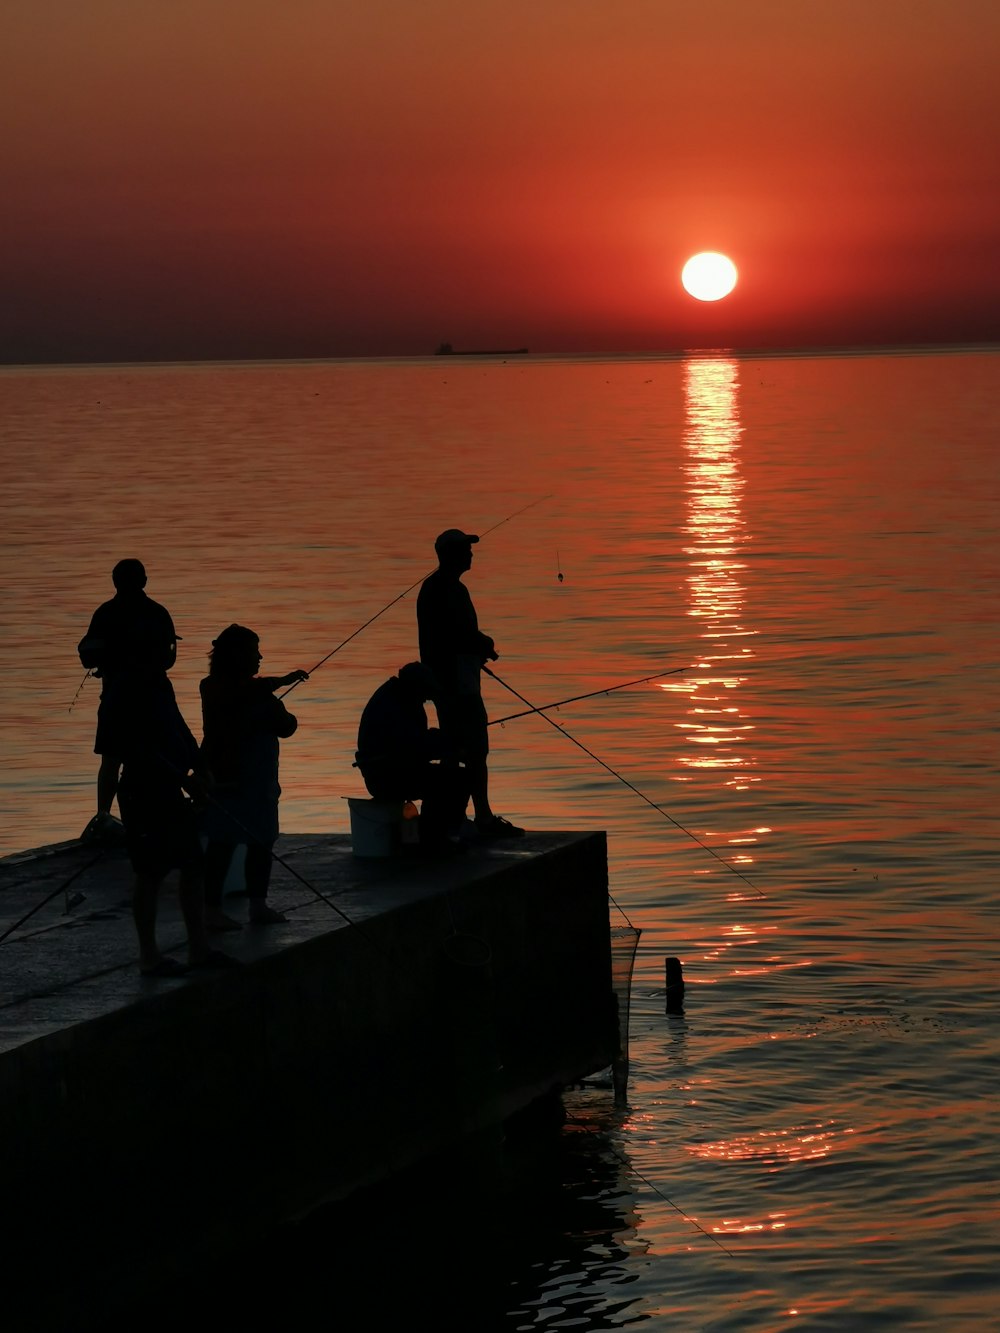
<box><xmin>682</xmin><ymin>252</ymin><xmax>738</xmax><ymax>302</ymax></box>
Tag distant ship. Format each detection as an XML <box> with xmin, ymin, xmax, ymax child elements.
<box><xmin>435</xmin><ymin>342</ymin><xmax>529</xmax><ymax>356</ymax></box>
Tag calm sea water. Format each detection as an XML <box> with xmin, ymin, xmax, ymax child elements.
<box><xmin>2</xmin><ymin>349</ymin><xmax>998</xmax><ymax>1329</ymax></box>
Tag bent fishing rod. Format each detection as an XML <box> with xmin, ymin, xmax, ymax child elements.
<box><xmin>488</xmin><ymin>666</ymin><xmax>688</xmax><ymax>727</ymax></box>
<box><xmin>278</xmin><ymin>491</ymin><xmax>554</xmax><ymax>699</ymax></box>
<box><xmin>483</xmin><ymin>667</ymin><xmax>763</xmax><ymax>897</ymax></box>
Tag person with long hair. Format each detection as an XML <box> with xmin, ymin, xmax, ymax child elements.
<box><xmin>199</xmin><ymin>625</ymin><xmax>307</xmax><ymax>928</ymax></box>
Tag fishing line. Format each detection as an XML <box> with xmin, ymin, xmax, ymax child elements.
<box><xmin>0</xmin><ymin>848</ymin><xmax>105</xmax><ymax>946</ymax></box>
<box><xmin>489</xmin><ymin>667</ymin><xmax>688</xmax><ymax>727</ymax></box>
<box><xmin>175</xmin><ymin>771</ymin><xmax>374</xmax><ymax>937</ymax></box>
<box><xmin>278</xmin><ymin>492</ymin><xmax>554</xmax><ymax>699</ymax></box>
<box><xmin>483</xmin><ymin>668</ymin><xmax>764</xmax><ymax>898</ymax></box>
<box><xmin>582</xmin><ymin>1126</ymin><xmax>736</xmax><ymax>1257</ymax></box>
<box><xmin>214</xmin><ymin>796</ymin><xmax>490</xmax><ymax>969</ymax></box>
<box><xmin>206</xmin><ymin>796</ymin><xmax>498</xmax><ymax>981</ymax></box>
<box><xmin>162</xmin><ymin>754</ymin><xmax>485</xmax><ymax>968</ymax></box>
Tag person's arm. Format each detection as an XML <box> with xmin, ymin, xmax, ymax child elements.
<box><xmin>161</xmin><ymin>609</ymin><xmax>178</xmax><ymax>671</ymax></box>
<box><xmin>77</xmin><ymin>633</ymin><xmax>105</xmax><ymax>671</ymax></box>
<box><xmin>259</xmin><ymin>669</ymin><xmax>309</xmax><ymax>692</ymax></box>
<box><xmin>476</xmin><ymin>631</ymin><xmax>498</xmax><ymax>663</ymax></box>
<box><xmin>77</xmin><ymin>606</ymin><xmax>109</xmax><ymax>671</ymax></box>
<box><xmin>273</xmin><ymin>704</ymin><xmax>298</xmax><ymax>739</ymax></box>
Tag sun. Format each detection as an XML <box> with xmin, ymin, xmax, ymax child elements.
<box><xmin>681</xmin><ymin>252</ymin><xmax>738</xmax><ymax>302</ymax></box>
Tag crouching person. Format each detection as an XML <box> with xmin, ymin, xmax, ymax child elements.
<box><xmin>355</xmin><ymin>662</ymin><xmax>470</xmax><ymax>852</ymax></box>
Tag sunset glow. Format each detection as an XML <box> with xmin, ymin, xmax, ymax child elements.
<box><xmin>1</xmin><ymin>2</ymin><xmax>998</xmax><ymax>361</ymax></box>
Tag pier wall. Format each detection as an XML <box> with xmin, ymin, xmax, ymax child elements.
<box><xmin>2</xmin><ymin>831</ymin><xmax>615</xmax><ymax>1331</ymax></box>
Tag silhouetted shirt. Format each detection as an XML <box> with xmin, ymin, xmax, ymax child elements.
<box><xmin>119</xmin><ymin>678</ymin><xmax>199</xmax><ymax>780</ymax></box>
<box><xmin>78</xmin><ymin>590</ymin><xmax>177</xmax><ymax>682</ymax></box>
<box><xmin>200</xmin><ymin>676</ymin><xmax>298</xmax><ymax>789</ymax></box>
<box><xmin>416</xmin><ymin>569</ymin><xmax>494</xmax><ymax>697</ymax></box>
<box><xmin>199</xmin><ymin>676</ymin><xmax>298</xmax><ymax>845</ymax></box>
<box><xmin>356</xmin><ymin>677</ymin><xmax>436</xmax><ymax>770</ymax></box>
<box><xmin>355</xmin><ymin>675</ymin><xmax>446</xmax><ymax>799</ymax></box>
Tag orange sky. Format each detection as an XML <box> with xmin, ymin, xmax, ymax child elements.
<box><xmin>3</xmin><ymin>0</ymin><xmax>998</xmax><ymax>361</ymax></box>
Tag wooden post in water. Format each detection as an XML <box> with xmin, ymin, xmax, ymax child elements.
<box><xmin>664</xmin><ymin>956</ymin><xmax>685</xmax><ymax>1013</ymax></box>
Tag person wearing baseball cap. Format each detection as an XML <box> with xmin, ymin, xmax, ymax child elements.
<box><xmin>416</xmin><ymin>528</ymin><xmax>524</xmax><ymax>839</ymax></box>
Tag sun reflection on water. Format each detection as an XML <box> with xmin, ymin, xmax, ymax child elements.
<box><xmin>676</xmin><ymin>354</ymin><xmax>773</xmax><ymax>903</ymax></box>
<box><xmin>680</xmin><ymin>356</ymin><xmax>756</xmax><ymax>802</ymax></box>
<box><xmin>688</xmin><ymin>1120</ymin><xmax>852</xmax><ymax>1168</ymax></box>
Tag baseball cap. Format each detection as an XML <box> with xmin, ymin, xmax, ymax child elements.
<box><xmin>434</xmin><ymin>528</ymin><xmax>480</xmax><ymax>553</ymax></box>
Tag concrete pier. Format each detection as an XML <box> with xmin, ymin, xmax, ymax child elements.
<box><xmin>0</xmin><ymin>829</ymin><xmax>617</xmax><ymax>1331</ymax></box>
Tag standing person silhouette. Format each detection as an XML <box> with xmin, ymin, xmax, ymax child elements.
<box><xmin>77</xmin><ymin>559</ymin><xmax>178</xmax><ymax>843</ymax></box>
<box><xmin>199</xmin><ymin>624</ymin><xmax>308</xmax><ymax>927</ymax></box>
<box><xmin>416</xmin><ymin>528</ymin><xmax>524</xmax><ymax>839</ymax></box>
<box><xmin>117</xmin><ymin>681</ymin><xmax>235</xmax><ymax>977</ymax></box>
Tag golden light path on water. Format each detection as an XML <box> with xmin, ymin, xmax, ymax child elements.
<box><xmin>666</xmin><ymin>357</ymin><xmax>773</xmax><ymax>915</ymax></box>
<box><xmin>673</xmin><ymin>356</ymin><xmax>755</xmax><ymax>789</ymax></box>
<box><xmin>617</xmin><ymin>356</ymin><xmax>847</xmax><ymax>1287</ymax></box>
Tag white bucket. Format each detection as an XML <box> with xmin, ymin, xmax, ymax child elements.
<box><xmin>348</xmin><ymin>797</ymin><xmax>405</xmax><ymax>857</ymax></box>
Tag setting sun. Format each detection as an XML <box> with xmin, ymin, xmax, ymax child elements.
<box><xmin>682</xmin><ymin>252</ymin><xmax>738</xmax><ymax>302</ymax></box>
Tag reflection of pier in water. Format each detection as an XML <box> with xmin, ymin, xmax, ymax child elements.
<box><xmin>672</xmin><ymin>357</ymin><xmax>758</xmax><ymax>804</ymax></box>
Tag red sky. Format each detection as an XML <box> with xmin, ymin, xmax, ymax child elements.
<box><xmin>3</xmin><ymin>0</ymin><xmax>998</xmax><ymax>362</ymax></box>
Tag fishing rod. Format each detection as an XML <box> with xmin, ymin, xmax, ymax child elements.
<box><xmin>279</xmin><ymin>491</ymin><xmax>554</xmax><ymax>699</ymax></box>
<box><xmin>68</xmin><ymin>670</ymin><xmax>93</xmax><ymax>713</ymax></box>
<box><xmin>0</xmin><ymin>847</ymin><xmax>103</xmax><ymax>946</ymax></box>
<box><xmin>483</xmin><ymin>667</ymin><xmax>763</xmax><ymax>897</ymax></box>
<box><xmin>489</xmin><ymin>667</ymin><xmax>688</xmax><ymax>727</ymax></box>
<box><xmin>155</xmin><ymin>752</ymin><xmax>493</xmax><ymax>969</ymax></box>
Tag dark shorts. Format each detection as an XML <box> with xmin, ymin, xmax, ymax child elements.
<box><xmin>94</xmin><ymin>676</ymin><xmax>172</xmax><ymax>758</ymax></box>
<box><xmin>117</xmin><ymin>770</ymin><xmax>204</xmax><ymax>878</ymax></box>
<box><xmin>434</xmin><ymin>693</ymin><xmax>489</xmax><ymax>762</ymax></box>
<box><xmin>94</xmin><ymin>696</ymin><xmax>126</xmax><ymax>757</ymax></box>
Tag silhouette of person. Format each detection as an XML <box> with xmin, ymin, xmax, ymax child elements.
<box><xmin>77</xmin><ymin>559</ymin><xmax>178</xmax><ymax>843</ymax></box>
<box><xmin>199</xmin><ymin>625</ymin><xmax>308</xmax><ymax>928</ymax></box>
<box><xmin>355</xmin><ymin>662</ymin><xmax>471</xmax><ymax>851</ymax></box>
<box><xmin>116</xmin><ymin>670</ymin><xmax>234</xmax><ymax>977</ymax></box>
<box><xmin>416</xmin><ymin>528</ymin><xmax>524</xmax><ymax>839</ymax></box>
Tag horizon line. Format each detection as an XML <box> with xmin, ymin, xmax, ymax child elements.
<box><xmin>1</xmin><ymin>337</ymin><xmax>998</xmax><ymax>373</ymax></box>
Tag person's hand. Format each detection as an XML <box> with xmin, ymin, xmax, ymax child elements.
<box><xmin>283</xmin><ymin>669</ymin><xmax>309</xmax><ymax>686</ymax></box>
<box><xmin>182</xmin><ymin>769</ymin><xmax>213</xmax><ymax>809</ymax></box>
